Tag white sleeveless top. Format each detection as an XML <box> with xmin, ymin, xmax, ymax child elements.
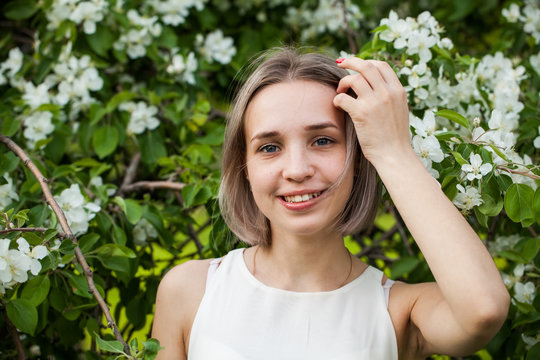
<box><xmin>188</xmin><ymin>249</ymin><xmax>398</xmax><ymax>360</ymax></box>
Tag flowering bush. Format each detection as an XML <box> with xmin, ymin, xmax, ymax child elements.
<box><xmin>0</xmin><ymin>0</ymin><xmax>538</xmax><ymax>359</ymax></box>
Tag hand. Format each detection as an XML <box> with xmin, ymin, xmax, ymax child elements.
<box><xmin>333</xmin><ymin>57</ymin><xmax>413</xmax><ymax>166</ymax></box>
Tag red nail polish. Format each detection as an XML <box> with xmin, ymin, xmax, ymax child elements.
<box><xmin>335</xmin><ymin>58</ymin><xmax>344</xmax><ymax>64</ymax></box>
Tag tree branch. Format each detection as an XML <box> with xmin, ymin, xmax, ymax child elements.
<box><xmin>117</xmin><ymin>152</ymin><xmax>141</xmax><ymax>196</ymax></box>
<box><xmin>337</xmin><ymin>0</ymin><xmax>358</xmax><ymax>54</ymax></box>
<box><xmin>121</xmin><ymin>180</ymin><xmax>186</xmax><ymax>193</ymax></box>
<box><xmin>2</xmin><ymin>300</ymin><xmax>27</xmax><ymax>360</ymax></box>
<box><xmin>0</xmin><ymin>227</ymin><xmax>69</xmax><ymax>239</ymax></box>
<box><xmin>0</xmin><ymin>135</ymin><xmax>130</xmax><ymax>355</ymax></box>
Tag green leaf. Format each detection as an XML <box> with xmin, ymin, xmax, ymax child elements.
<box><xmin>94</xmin><ymin>333</ymin><xmax>124</xmax><ymax>354</ymax></box>
<box><xmin>451</xmin><ymin>151</ymin><xmax>468</xmax><ymax>166</ymax></box>
<box><xmin>526</xmin><ymin>342</ymin><xmax>540</xmax><ymax>360</ymax></box>
<box><xmin>21</xmin><ymin>275</ymin><xmax>51</xmax><ymax>306</ymax></box>
<box><xmin>140</xmin><ymin>130</ymin><xmax>167</xmax><ymax>167</ymax></box>
<box><xmin>488</xmin><ymin>144</ymin><xmax>510</xmax><ymax>162</ymax></box>
<box><xmin>113</xmin><ymin>196</ymin><xmax>127</xmax><ymax>214</ymax></box>
<box><xmin>142</xmin><ymin>338</ymin><xmax>163</xmax><ymax>359</ymax></box>
<box><xmin>86</xmin><ymin>26</ymin><xmax>114</xmax><ymax>57</ymax></box>
<box><xmin>63</xmin><ymin>271</ymin><xmax>93</xmax><ymax>299</ymax></box>
<box><xmin>106</xmin><ymin>91</ymin><xmax>136</xmax><ymax>113</ymax></box>
<box><xmin>181</xmin><ymin>184</ymin><xmax>199</xmax><ymax>208</ymax></box>
<box><xmin>534</xmin><ymin>187</ymin><xmax>540</xmax><ymax>225</ymax></box>
<box><xmin>2</xmin><ymin>117</ymin><xmax>21</xmax><ymax>136</ymax></box>
<box><xmin>92</xmin><ymin>125</ymin><xmax>119</xmax><ymax>159</ymax></box>
<box><xmin>124</xmin><ymin>199</ymin><xmax>142</xmax><ymax>225</ymax></box>
<box><xmin>112</xmin><ymin>225</ymin><xmax>127</xmax><ymax>246</ymax></box>
<box><xmin>390</xmin><ymin>257</ymin><xmax>420</xmax><ymax>278</ymax></box>
<box><xmin>504</xmin><ymin>184</ymin><xmax>534</xmax><ymax>223</ymax></box>
<box><xmin>6</xmin><ymin>299</ymin><xmax>38</xmax><ymax>335</ymax></box>
<box><xmin>435</xmin><ymin>109</ymin><xmax>470</xmax><ymax>129</ymax></box>
<box><xmin>79</xmin><ymin>233</ymin><xmax>100</xmax><ymax>254</ymax></box>
<box><xmin>522</xmin><ymin>237</ymin><xmax>540</xmax><ymax>262</ymax></box>
<box><xmin>3</xmin><ymin>0</ymin><xmax>39</xmax><ymax>20</ymax></box>
<box><xmin>95</xmin><ymin>244</ymin><xmax>136</xmax><ymax>259</ymax></box>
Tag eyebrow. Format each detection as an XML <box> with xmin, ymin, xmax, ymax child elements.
<box><xmin>249</xmin><ymin>122</ymin><xmax>338</xmax><ymax>143</ymax></box>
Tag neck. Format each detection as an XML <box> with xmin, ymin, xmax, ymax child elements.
<box><xmin>250</xmin><ymin>227</ymin><xmax>353</xmax><ymax>292</ymax></box>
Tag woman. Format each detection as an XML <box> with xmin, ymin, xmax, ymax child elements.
<box><xmin>152</xmin><ymin>48</ymin><xmax>509</xmax><ymax>359</ymax></box>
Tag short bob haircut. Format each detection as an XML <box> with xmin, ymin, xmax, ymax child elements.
<box><xmin>219</xmin><ymin>47</ymin><xmax>381</xmax><ymax>247</ymax></box>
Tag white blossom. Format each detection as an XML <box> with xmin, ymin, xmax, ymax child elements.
<box><xmin>514</xmin><ymin>281</ymin><xmax>536</xmax><ymax>304</ymax></box>
<box><xmin>407</xmin><ymin>28</ymin><xmax>437</xmax><ymax>63</ymax></box>
<box><xmin>22</xmin><ymin>82</ymin><xmax>51</xmax><ymax>109</ymax></box>
<box><xmin>531</xmin><ymin>52</ymin><xmax>540</xmax><ymax>75</ymax></box>
<box><xmin>120</xmin><ymin>101</ymin><xmax>160</xmax><ymax>135</ymax></box>
<box><xmin>54</xmin><ymin>184</ymin><xmax>100</xmax><ymax>235</ymax></box>
<box><xmin>0</xmin><ymin>47</ymin><xmax>23</xmax><ymax>86</ymax></box>
<box><xmin>132</xmin><ymin>218</ymin><xmax>158</xmax><ymax>246</ymax></box>
<box><xmin>461</xmin><ymin>153</ymin><xmax>492</xmax><ymax>181</ymax></box>
<box><xmin>113</xmin><ymin>9</ymin><xmax>162</xmax><ymax>59</ymax></box>
<box><xmin>70</xmin><ymin>0</ymin><xmax>107</xmax><ymax>34</ymax></box>
<box><xmin>167</xmin><ymin>51</ymin><xmax>198</xmax><ymax>85</ymax></box>
<box><xmin>285</xmin><ymin>0</ymin><xmax>363</xmax><ymax>40</ymax></box>
<box><xmin>534</xmin><ymin>126</ymin><xmax>540</xmax><ymax>149</ymax></box>
<box><xmin>196</xmin><ymin>30</ymin><xmax>236</xmax><ymax>65</ymax></box>
<box><xmin>412</xmin><ymin>135</ymin><xmax>444</xmax><ymax>163</ymax></box>
<box><xmin>0</xmin><ymin>173</ymin><xmax>19</xmax><ymax>209</ymax></box>
<box><xmin>410</xmin><ymin>110</ymin><xmax>438</xmax><ymax>137</ymax></box>
<box><xmin>23</xmin><ymin>111</ymin><xmax>55</xmax><ymax>148</ymax></box>
<box><xmin>0</xmin><ymin>238</ymin><xmax>31</xmax><ymax>287</ymax></box>
<box><xmin>379</xmin><ymin>10</ymin><xmax>411</xmax><ymax>49</ymax></box>
<box><xmin>151</xmin><ymin>0</ymin><xmax>205</xmax><ymax>26</ymax></box>
<box><xmin>503</xmin><ymin>3</ymin><xmax>521</xmax><ymax>22</ymax></box>
<box><xmin>17</xmin><ymin>238</ymin><xmax>48</xmax><ymax>276</ymax></box>
<box><xmin>453</xmin><ymin>184</ymin><xmax>483</xmax><ymax>212</ymax></box>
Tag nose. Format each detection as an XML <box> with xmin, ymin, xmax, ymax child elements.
<box><xmin>281</xmin><ymin>146</ymin><xmax>315</xmax><ymax>182</ymax></box>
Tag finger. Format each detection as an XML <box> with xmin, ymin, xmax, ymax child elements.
<box><xmin>336</xmin><ymin>74</ymin><xmax>372</xmax><ymax>97</ymax></box>
<box><xmin>337</xmin><ymin>57</ymin><xmax>387</xmax><ymax>90</ymax></box>
<box><xmin>367</xmin><ymin>60</ymin><xmax>403</xmax><ymax>88</ymax></box>
<box><xmin>333</xmin><ymin>92</ymin><xmax>360</xmax><ymax>114</ymax></box>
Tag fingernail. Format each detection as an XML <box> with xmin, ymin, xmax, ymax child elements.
<box><xmin>335</xmin><ymin>58</ymin><xmax>344</xmax><ymax>64</ymax></box>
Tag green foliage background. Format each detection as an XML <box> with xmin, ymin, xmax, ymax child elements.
<box><xmin>0</xmin><ymin>0</ymin><xmax>539</xmax><ymax>359</ymax></box>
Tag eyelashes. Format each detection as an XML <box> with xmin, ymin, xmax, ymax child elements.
<box><xmin>257</xmin><ymin>137</ymin><xmax>335</xmax><ymax>154</ymax></box>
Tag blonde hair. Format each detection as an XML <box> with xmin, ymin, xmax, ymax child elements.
<box><xmin>219</xmin><ymin>47</ymin><xmax>380</xmax><ymax>247</ymax></box>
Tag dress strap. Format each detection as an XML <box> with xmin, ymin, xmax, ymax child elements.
<box><xmin>382</xmin><ymin>278</ymin><xmax>395</xmax><ymax>308</ymax></box>
<box><xmin>206</xmin><ymin>257</ymin><xmax>223</xmax><ymax>290</ymax></box>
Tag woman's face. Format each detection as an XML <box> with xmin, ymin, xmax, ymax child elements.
<box><xmin>244</xmin><ymin>80</ymin><xmax>354</xmax><ymax>238</ymax></box>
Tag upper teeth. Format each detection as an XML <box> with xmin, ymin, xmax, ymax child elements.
<box><xmin>283</xmin><ymin>192</ymin><xmax>321</xmax><ymax>203</ymax></box>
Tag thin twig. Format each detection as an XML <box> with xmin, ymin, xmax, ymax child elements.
<box><xmin>2</xmin><ymin>301</ymin><xmax>27</xmax><ymax>360</ymax></box>
<box><xmin>0</xmin><ymin>135</ymin><xmax>130</xmax><ymax>355</ymax></box>
<box><xmin>2</xmin><ymin>213</ymin><xmax>10</xmax><ymax>229</ymax></box>
<box><xmin>497</xmin><ymin>165</ymin><xmax>540</xmax><ymax>180</ymax></box>
<box><xmin>0</xmin><ymin>227</ymin><xmax>69</xmax><ymax>239</ymax></box>
<box><xmin>337</xmin><ymin>0</ymin><xmax>358</xmax><ymax>54</ymax></box>
<box><xmin>208</xmin><ymin>108</ymin><xmax>227</xmax><ymax>121</ymax></box>
<box><xmin>356</xmin><ymin>224</ymin><xmax>398</xmax><ymax>257</ymax></box>
<box><xmin>389</xmin><ymin>205</ymin><xmax>414</xmax><ymax>256</ymax></box>
<box><xmin>174</xmin><ymin>192</ymin><xmax>204</xmax><ymax>257</ymax></box>
<box><xmin>121</xmin><ymin>180</ymin><xmax>186</xmax><ymax>193</ymax></box>
<box><xmin>118</xmin><ymin>152</ymin><xmax>141</xmax><ymax>196</ymax></box>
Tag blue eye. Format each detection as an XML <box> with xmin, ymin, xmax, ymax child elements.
<box><xmin>314</xmin><ymin>137</ymin><xmax>332</xmax><ymax>146</ymax></box>
<box><xmin>260</xmin><ymin>144</ymin><xmax>279</xmax><ymax>153</ymax></box>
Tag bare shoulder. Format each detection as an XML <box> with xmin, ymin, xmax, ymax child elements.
<box><xmin>152</xmin><ymin>259</ymin><xmax>213</xmax><ymax>360</ymax></box>
<box><xmin>159</xmin><ymin>259</ymin><xmax>212</xmax><ymax>296</ymax></box>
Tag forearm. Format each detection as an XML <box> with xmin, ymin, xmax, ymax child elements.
<box><xmin>374</xmin><ymin>149</ymin><xmax>509</xmax><ymax>327</ymax></box>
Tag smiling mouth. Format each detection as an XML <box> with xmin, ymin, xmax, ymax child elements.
<box><xmin>281</xmin><ymin>191</ymin><xmax>322</xmax><ymax>203</ymax></box>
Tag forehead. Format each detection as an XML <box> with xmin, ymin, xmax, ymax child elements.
<box><xmin>244</xmin><ymin>80</ymin><xmax>344</xmax><ymax>138</ymax></box>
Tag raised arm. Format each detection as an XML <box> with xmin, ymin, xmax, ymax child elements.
<box><xmin>334</xmin><ymin>57</ymin><xmax>509</xmax><ymax>357</ymax></box>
